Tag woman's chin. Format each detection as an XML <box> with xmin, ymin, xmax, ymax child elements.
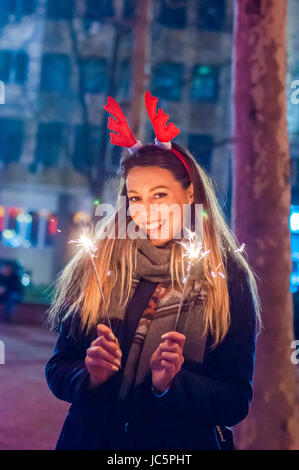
<box><xmin>147</xmin><ymin>235</ymin><xmax>172</xmax><ymax>247</ymax></box>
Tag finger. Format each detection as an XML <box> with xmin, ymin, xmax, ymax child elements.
<box><xmin>85</xmin><ymin>356</ymin><xmax>119</xmax><ymax>372</ymax></box>
<box><xmin>161</xmin><ymin>351</ymin><xmax>183</xmax><ymax>365</ymax></box>
<box><xmin>91</xmin><ymin>336</ymin><xmax>122</xmax><ymax>359</ymax></box>
<box><xmin>97</xmin><ymin>324</ymin><xmax>117</xmax><ymax>342</ymax></box>
<box><xmin>161</xmin><ymin>332</ymin><xmax>186</xmax><ymax>349</ymax></box>
<box><xmin>161</xmin><ymin>359</ymin><xmax>176</xmax><ymax>376</ymax></box>
<box><xmin>159</xmin><ymin>341</ymin><xmax>181</xmax><ymax>355</ymax></box>
<box><xmin>87</xmin><ymin>346</ymin><xmax>122</xmax><ymax>367</ymax></box>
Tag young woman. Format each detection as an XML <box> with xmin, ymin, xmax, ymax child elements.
<box><xmin>45</xmin><ymin>94</ymin><xmax>261</xmax><ymax>450</ymax></box>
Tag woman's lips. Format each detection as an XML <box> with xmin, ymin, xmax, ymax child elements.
<box><xmin>144</xmin><ymin>220</ymin><xmax>166</xmax><ymax>231</ymax></box>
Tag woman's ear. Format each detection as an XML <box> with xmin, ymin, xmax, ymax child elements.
<box><xmin>186</xmin><ymin>182</ymin><xmax>194</xmax><ymax>204</ymax></box>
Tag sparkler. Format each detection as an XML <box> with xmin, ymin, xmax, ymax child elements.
<box><xmin>234</xmin><ymin>243</ymin><xmax>245</xmax><ymax>253</ymax></box>
<box><xmin>172</xmin><ymin>235</ymin><xmax>247</xmax><ymax>334</ymax></box>
<box><xmin>69</xmin><ymin>232</ymin><xmax>113</xmax><ymax>331</ymax></box>
<box><xmin>174</xmin><ymin>228</ymin><xmax>210</xmax><ymax>331</ymax></box>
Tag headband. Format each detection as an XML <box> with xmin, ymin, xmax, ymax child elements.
<box><xmin>104</xmin><ymin>91</ymin><xmax>191</xmax><ymax>179</ymax></box>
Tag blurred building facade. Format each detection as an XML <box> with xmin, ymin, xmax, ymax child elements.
<box><xmin>287</xmin><ymin>0</ymin><xmax>299</xmax><ymax>293</ymax></box>
<box><xmin>0</xmin><ymin>0</ymin><xmax>298</xmax><ymax>291</ymax></box>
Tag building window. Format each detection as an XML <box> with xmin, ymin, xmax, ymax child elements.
<box><xmin>45</xmin><ymin>214</ymin><xmax>58</xmax><ymax>247</ymax></box>
<box><xmin>152</xmin><ymin>62</ymin><xmax>184</xmax><ymax>101</ymax></box>
<box><xmin>123</xmin><ymin>0</ymin><xmax>136</xmax><ymax>19</ymax></box>
<box><xmin>190</xmin><ymin>65</ymin><xmax>218</xmax><ymax>102</ymax></box>
<box><xmin>0</xmin><ymin>50</ymin><xmax>29</xmax><ymax>84</ymax></box>
<box><xmin>73</xmin><ymin>125</ymin><xmax>103</xmax><ymax>172</ymax></box>
<box><xmin>116</xmin><ymin>59</ymin><xmax>131</xmax><ymax>99</ymax></box>
<box><xmin>40</xmin><ymin>54</ymin><xmax>70</xmax><ymax>92</ymax></box>
<box><xmin>0</xmin><ymin>207</ymin><xmax>58</xmax><ymax>249</ymax></box>
<box><xmin>0</xmin><ymin>0</ymin><xmax>36</xmax><ymax>18</ymax></box>
<box><xmin>14</xmin><ymin>51</ymin><xmax>28</xmax><ymax>83</ymax></box>
<box><xmin>35</xmin><ymin>122</ymin><xmax>65</xmax><ymax>167</ymax></box>
<box><xmin>159</xmin><ymin>0</ymin><xmax>187</xmax><ymax>29</ymax></box>
<box><xmin>197</xmin><ymin>0</ymin><xmax>226</xmax><ymax>31</ymax></box>
<box><xmin>85</xmin><ymin>0</ymin><xmax>114</xmax><ymax>21</ymax></box>
<box><xmin>80</xmin><ymin>57</ymin><xmax>107</xmax><ymax>94</ymax></box>
<box><xmin>46</xmin><ymin>0</ymin><xmax>74</xmax><ymax>19</ymax></box>
<box><xmin>0</xmin><ymin>118</ymin><xmax>24</xmax><ymax>163</ymax></box>
<box><xmin>0</xmin><ymin>50</ymin><xmax>11</xmax><ymax>82</ymax></box>
<box><xmin>188</xmin><ymin>134</ymin><xmax>213</xmax><ymax>172</ymax></box>
<box><xmin>111</xmin><ymin>146</ymin><xmax>122</xmax><ymax>168</ymax></box>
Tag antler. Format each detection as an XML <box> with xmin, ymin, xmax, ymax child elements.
<box><xmin>104</xmin><ymin>97</ymin><xmax>137</xmax><ymax>148</ymax></box>
<box><xmin>144</xmin><ymin>91</ymin><xmax>180</xmax><ymax>143</ymax></box>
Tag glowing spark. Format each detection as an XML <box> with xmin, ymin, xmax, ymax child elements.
<box><xmin>69</xmin><ymin>232</ymin><xmax>113</xmax><ymax>332</ymax></box>
<box><xmin>234</xmin><ymin>243</ymin><xmax>245</xmax><ymax>253</ymax></box>
<box><xmin>210</xmin><ymin>261</ymin><xmax>226</xmax><ymax>279</ymax></box>
<box><xmin>69</xmin><ymin>233</ymin><xmax>97</xmax><ymax>256</ymax></box>
<box><xmin>174</xmin><ymin>228</ymin><xmax>210</xmax><ymax>331</ymax></box>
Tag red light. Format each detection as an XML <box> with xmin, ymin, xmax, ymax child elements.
<box><xmin>48</xmin><ymin>216</ymin><xmax>58</xmax><ymax>235</ymax></box>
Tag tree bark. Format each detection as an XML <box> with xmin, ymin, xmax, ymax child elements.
<box><xmin>129</xmin><ymin>0</ymin><xmax>152</xmax><ymax>139</ymax></box>
<box><xmin>232</xmin><ymin>0</ymin><xmax>299</xmax><ymax>449</ymax></box>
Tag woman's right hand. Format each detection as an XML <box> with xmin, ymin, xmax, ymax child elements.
<box><xmin>85</xmin><ymin>324</ymin><xmax>122</xmax><ymax>388</ymax></box>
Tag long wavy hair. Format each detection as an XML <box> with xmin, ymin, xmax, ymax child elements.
<box><xmin>47</xmin><ymin>142</ymin><xmax>261</xmax><ymax>349</ymax></box>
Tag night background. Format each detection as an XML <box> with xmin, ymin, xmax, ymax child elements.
<box><xmin>0</xmin><ymin>0</ymin><xmax>298</xmax><ymax>450</ymax></box>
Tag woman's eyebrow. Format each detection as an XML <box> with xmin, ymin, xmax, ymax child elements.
<box><xmin>128</xmin><ymin>185</ymin><xmax>169</xmax><ymax>194</ymax></box>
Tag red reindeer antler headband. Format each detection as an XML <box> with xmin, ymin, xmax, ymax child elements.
<box><xmin>104</xmin><ymin>91</ymin><xmax>191</xmax><ymax>178</ymax></box>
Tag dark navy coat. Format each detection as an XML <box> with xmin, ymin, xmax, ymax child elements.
<box><xmin>45</xmin><ymin>257</ymin><xmax>257</xmax><ymax>450</ymax></box>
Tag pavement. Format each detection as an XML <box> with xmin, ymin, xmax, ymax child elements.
<box><xmin>0</xmin><ymin>321</ymin><xmax>69</xmax><ymax>450</ymax></box>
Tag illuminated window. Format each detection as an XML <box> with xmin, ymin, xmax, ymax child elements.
<box><xmin>0</xmin><ymin>207</ymin><xmax>4</xmax><ymax>233</ymax></box>
<box><xmin>28</xmin><ymin>211</ymin><xmax>38</xmax><ymax>247</ymax></box>
<box><xmin>45</xmin><ymin>214</ymin><xmax>58</xmax><ymax>247</ymax></box>
<box><xmin>152</xmin><ymin>63</ymin><xmax>184</xmax><ymax>101</ymax></box>
<box><xmin>290</xmin><ymin>206</ymin><xmax>299</xmax><ymax>292</ymax></box>
<box><xmin>0</xmin><ymin>207</ymin><xmax>58</xmax><ymax>249</ymax></box>
<box><xmin>191</xmin><ymin>65</ymin><xmax>218</xmax><ymax>102</ymax></box>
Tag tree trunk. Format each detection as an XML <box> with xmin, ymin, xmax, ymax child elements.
<box><xmin>232</xmin><ymin>0</ymin><xmax>299</xmax><ymax>449</ymax></box>
<box><xmin>129</xmin><ymin>0</ymin><xmax>152</xmax><ymax>139</ymax></box>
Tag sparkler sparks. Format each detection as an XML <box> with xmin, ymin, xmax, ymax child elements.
<box><xmin>234</xmin><ymin>243</ymin><xmax>245</xmax><ymax>253</ymax></box>
<box><xmin>69</xmin><ymin>231</ymin><xmax>112</xmax><ymax>331</ymax></box>
<box><xmin>174</xmin><ymin>228</ymin><xmax>210</xmax><ymax>331</ymax></box>
<box><xmin>69</xmin><ymin>233</ymin><xmax>98</xmax><ymax>256</ymax></box>
<box><xmin>211</xmin><ymin>262</ymin><xmax>226</xmax><ymax>279</ymax></box>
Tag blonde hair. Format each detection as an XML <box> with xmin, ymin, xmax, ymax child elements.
<box><xmin>47</xmin><ymin>144</ymin><xmax>262</xmax><ymax>349</ymax></box>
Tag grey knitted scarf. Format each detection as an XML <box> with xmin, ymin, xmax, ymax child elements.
<box><xmin>106</xmin><ymin>236</ymin><xmax>209</xmax><ymax>399</ymax></box>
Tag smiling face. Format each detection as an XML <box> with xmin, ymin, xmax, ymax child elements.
<box><xmin>126</xmin><ymin>166</ymin><xmax>194</xmax><ymax>246</ymax></box>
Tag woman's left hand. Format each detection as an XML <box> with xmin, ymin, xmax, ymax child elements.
<box><xmin>150</xmin><ymin>331</ymin><xmax>186</xmax><ymax>393</ymax></box>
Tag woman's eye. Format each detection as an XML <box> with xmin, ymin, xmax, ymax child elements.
<box><xmin>128</xmin><ymin>196</ymin><xmax>139</xmax><ymax>202</ymax></box>
<box><xmin>154</xmin><ymin>193</ymin><xmax>167</xmax><ymax>199</ymax></box>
